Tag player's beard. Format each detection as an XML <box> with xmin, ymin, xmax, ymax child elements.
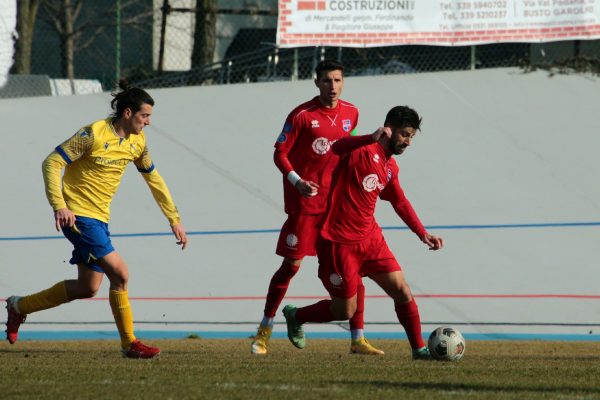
<box><xmin>391</xmin><ymin>138</ymin><xmax>407</xmax><ymax>155</ymax></box>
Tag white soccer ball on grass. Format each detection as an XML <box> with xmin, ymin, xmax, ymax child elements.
<box><xmin>427</xmin><ymin>326</ymin><xmax>466</xmax><ymax>362</ymax></box>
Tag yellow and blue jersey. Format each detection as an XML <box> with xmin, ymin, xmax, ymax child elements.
<box><xmin>42</xmin><ymin>118</ymin><xmax>180</xmax><ymax>225</ymax></box>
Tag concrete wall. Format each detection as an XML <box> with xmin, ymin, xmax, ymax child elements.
<box><xmin>1</xmin><ymin>68</ymin><xmax>599</xmax><ymax>340</ymax></box>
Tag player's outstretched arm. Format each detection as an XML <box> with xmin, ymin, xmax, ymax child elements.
<box><xmin>171</xmin><ymin>222</ymin><xmax>188</xmax><ymax>250</ymax></box>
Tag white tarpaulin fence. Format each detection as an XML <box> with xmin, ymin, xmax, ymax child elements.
<box><xmin>277</xmin><ymin>0</ymin><xmax>600</xmax><ymax>47</ymax></box>
<box><xmin>0</xmin><ymin>0</ymin><xmax>16</xmax><ymax>87</ymax></box>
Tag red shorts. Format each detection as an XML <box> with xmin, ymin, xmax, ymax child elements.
<box><xmin>317</xmin><ymin>231</ymin><xmax>401</xmax><ymax>299</ymax></box>
<box><xmin>276</xmin><ymin>214</ymin><xmax>325</xmax><ymax>259</ymax></box>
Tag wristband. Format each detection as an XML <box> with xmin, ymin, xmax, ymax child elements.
<box><xmin>287</xmin><ymin>171</ymin><xmax>302</xmax><ymax>186</ymax></box>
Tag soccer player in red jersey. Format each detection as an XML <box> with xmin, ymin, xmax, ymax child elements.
<box><xmin>282</xmin><ymin>106</ymin><xmax>444</xmax><ymax>359</ymax></box>
<box><xmin>251</xmin><ymin>60</ymin><xmax>384</xmax><ymax>355</ymax></box>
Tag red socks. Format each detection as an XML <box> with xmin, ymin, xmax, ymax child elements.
<box><xmin>263</xmin><ymin>261</ymin><xmax>300</xmax><ymax>318</ymax></box>
<box><xmin>395</xmin><ymin>298</ymin><xmax>425</xmax><ymax>349</ymax></box>
<box><xmin>295</xmin><ymin>299</ymin><xmax>334</xmax><ymax>324</ymax></box>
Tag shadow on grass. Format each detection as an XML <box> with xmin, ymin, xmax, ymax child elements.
<box><xmin>338</xmin><ymin>380</ymin><xmax>600</xmax><ymax>396</ymax></box>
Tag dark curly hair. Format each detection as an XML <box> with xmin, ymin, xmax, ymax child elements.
<box><xmin>110</xmin><ymin>79</ymin><xmax>154</xmax><ymax>118</ymax></box>
<box><xmin>384</xmin><ymin>106</ymin><xmax>422</xmax><ymax>131</ymax></box>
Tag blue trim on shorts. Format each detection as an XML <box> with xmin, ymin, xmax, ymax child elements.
<box><xmin>62</xmin><ymin>216</ymin><xmax>114</xmax><ymax>273</ymax></box>
<box><xmin>54</xmin><ymin>146</ymin><xmax>73</xmax><ymax>164</ymax></box>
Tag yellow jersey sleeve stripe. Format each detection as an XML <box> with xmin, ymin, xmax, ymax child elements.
<box><xmin>55</xmin><ymin>146</ymin><xmax>73</xmax><ymax>164</ymax></box>
<box><xmin>136</xmin><ymin>163</ymin><xmax>155</xmax><ymax>174</ymax></box>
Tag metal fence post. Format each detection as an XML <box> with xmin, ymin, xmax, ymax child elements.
<box><xmin>292</xmin><ymin>48</ymin><xmax>298</xmax><ymax>81</ymax></box>
<box><xmin>158</xmin><ymin>0</ymin><xmax>170</xmax><ymax>74</ymax></box>
<box><xmin>116</xmin><ymin>0</ymin><xmax>121</xmax><ymax>82</ymax></box>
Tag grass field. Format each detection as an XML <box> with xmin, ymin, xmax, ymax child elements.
<box><xmin>2</xmin><ymin>338</ymin><xmax>600</xmax><ymax>400</ymax></box>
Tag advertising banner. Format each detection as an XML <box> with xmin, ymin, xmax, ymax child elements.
<box><xmin>277</xmin><ymin>0</ymin><xmax>600</xmax><ymax>47</ymax></box>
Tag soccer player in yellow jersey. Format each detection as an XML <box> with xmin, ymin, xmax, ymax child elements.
<box><xmin>5</xmin><ymin>81</ymin><xmax>188</xmax><ymax>358</ymax></box>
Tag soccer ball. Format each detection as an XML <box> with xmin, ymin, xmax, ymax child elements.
<box><xmin>427</xmin><ymin>326</ymin><xmax>466</xmax><ymax>362</ymax></box>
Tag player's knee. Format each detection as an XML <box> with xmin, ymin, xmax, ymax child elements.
<box><xmin>390</xmin><ymin>284</ymin><xmax>412</xmax><ymax>303</ymax></box>
<box><xmin>72</xmin><ymin>283</ymin><xmax>99</xmax><ymax>299</ymax></box>
<box><xmin>280</xmin><ymin>261</ymin><xmax>301</xmax><ymax>277</ymax></box>
<box><xmin>110</xmin><ymin>276</ymin><xmax>128</xmax><ymax>290</ymax></box>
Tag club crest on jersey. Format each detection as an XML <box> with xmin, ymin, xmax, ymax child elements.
<box><xmin>311</xmin><ymin>120</ymin><xmax>320</xmax><ymax>128</ymax></box>
<box><xmin>373</xmin><ymin>154</ymin><xmax>380</xmax><ymax>163</ymax></box>
<box><xmin>312</xmin><ymin>137</ymin><xmax>331</xmax><ymax>155</ymax></box>
<box><xmin>362</xmin><ymin>174</ymin><xmax>385</xmax><ymax>192</ymax></box>
<box><xmin>342</xmin><ymin>119</ymin><xmax>352</xmax><ymax>132</ymax></box>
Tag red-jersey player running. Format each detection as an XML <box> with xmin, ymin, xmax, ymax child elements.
<box><xmin>282</xmin><ymin>105</ymin><xmax>444</xmax><ymax>359</ymax></box>
<box><xmin>251</xmin><ymin>60</ymin><xmax>384</xmax><ymax>355</ymax></box>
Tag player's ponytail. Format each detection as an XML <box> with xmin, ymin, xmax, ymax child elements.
<box><xmin>110</xmin><ymin>79</ymin><xmax>154</xmax><ymax>119</ymax></box>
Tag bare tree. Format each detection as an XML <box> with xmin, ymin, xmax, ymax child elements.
<box><xmin>39</xmin><ymin>0</ymin><xmax>153</xmax><ymax>80</ymax></box>
<box><xmin>12</xmin><ymin>0</ymin><xmax>43</xmax><ymax>74</ymax></box>
<box><xmin>191</xmin><ymin>0</ymin><xmax>217</xmax><ymax>68</ymax></box>
<box><xmin>42</xmin><ymin>0</ymin><xmax>81</xmax><ymax>79</ymax></box>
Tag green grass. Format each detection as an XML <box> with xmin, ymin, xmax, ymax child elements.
<box><xmin>1</xmin><ymin>339</ymin><xmax>600</xmax><ymax>399</ymax></box>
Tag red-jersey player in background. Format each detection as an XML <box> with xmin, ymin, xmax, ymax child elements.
<box><xmin>251</xmin><ymin>60</ymin><xmax>384</xmax><ymax>355</ymax></box>
<box><xmin>282</xmin><ymin>105</ymin><xmax>444</xmax><ymax>359</ymax></box>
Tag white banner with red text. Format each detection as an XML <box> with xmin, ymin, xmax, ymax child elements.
<box><xmin>277</xmin><ymin>0</ymin><xmax>600</xmax><ymax>47</ymax></box>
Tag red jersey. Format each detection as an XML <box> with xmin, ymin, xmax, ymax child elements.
<box><xmin>274</xmin><ymin>96</ymin><xmax>359</xmax><ymax>215</ymax></box>
<box><xmin>321</xmin><ymin>139</ymin><xmax>427</xmax><ymax>243</ymax></box>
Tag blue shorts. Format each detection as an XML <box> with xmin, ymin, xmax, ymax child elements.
<box><xmin>61</xmin><ymin>216</ymin><xmax>114</xmax><ymax>273</ymax></box>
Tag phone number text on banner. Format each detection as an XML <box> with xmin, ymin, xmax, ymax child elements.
<box><xmin>277</xmin><ymin>0</ymin><xmax>600</xmax><ymax>47</ymax></box>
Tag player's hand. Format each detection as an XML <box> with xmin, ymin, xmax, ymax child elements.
<box><xmin>371</xmin><ymin>127</ymin><xmax>392</xmax><ymax>142</ymax></box>
<box><xmin>295</xmin><ymin>179</ymin><xmax>319</xmax><ymax>198</ymax></box>
<box><xmin>171</xmin><ymin>222</ymin><xmax>188</xmax><ymax>250</ymax></box>
<box><xmin>421</xmin><ymin>233</ymin><xmax>443</xmax><ymax>250</ymax></box>
<box><xmin>54</xmin><ymin>208</ymin><xmax>76</xmax><ymax>231</ymax></box>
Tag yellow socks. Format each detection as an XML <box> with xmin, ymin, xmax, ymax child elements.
<box><xmin>16</xmin><ymin>284</ymin><xmax>136</xmax><ymax>350</ymax></box>
<box><xmin>18</xmin><ymin>281</ymin><xmax>69</xmax><ymax>315</ymax></box>
<box><xmin>109</xmin><ymin>290</ymin><xmax>136</xmax><ymax>349</ymax></box>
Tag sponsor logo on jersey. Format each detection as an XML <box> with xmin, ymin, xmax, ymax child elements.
<box><xmin>277</xmin><ymin>132</ymin><xmax>287</xmax><ymax>143</ymax></box>
<box><xmin>387</xmin><ymin>168</ymin><xmax>393</xmax><ymax>182</ymax></box>
<box><xmin>362</xmin><ymin>174</ymin><xmax>385</xmax><ymax>192</ymax></box>
<box><xmin>104</xmin><ymin>142</ymin><xmax>109</xmax><ymax>150</ymax></box>
<box><xmin>285</xmin><ymin>233</ymin><xmax>298</xmax><ymax>248</ymax></box>
<box><xmin>342</xmin><ymin>119</ymin><xmax>352</xmax><ymax>132</ymax></box>
<box><xmin>329</xmin><ymin>273</ymin><xmax>343</xmax><ymax>287</ymax></box>
<box><xmin>94</xmin><ymin>157</ymin><xmax>129</xmax><ymax>166</ymax></box>
<box><xmin>311</xmin><ymin>120</ymin><xmax>320</xmax><ymax>128</ymax></box>
<box><xmin>312</xmin><ymin>137</ymin><xmax>331</xmax><ymax>155</ymax></box>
